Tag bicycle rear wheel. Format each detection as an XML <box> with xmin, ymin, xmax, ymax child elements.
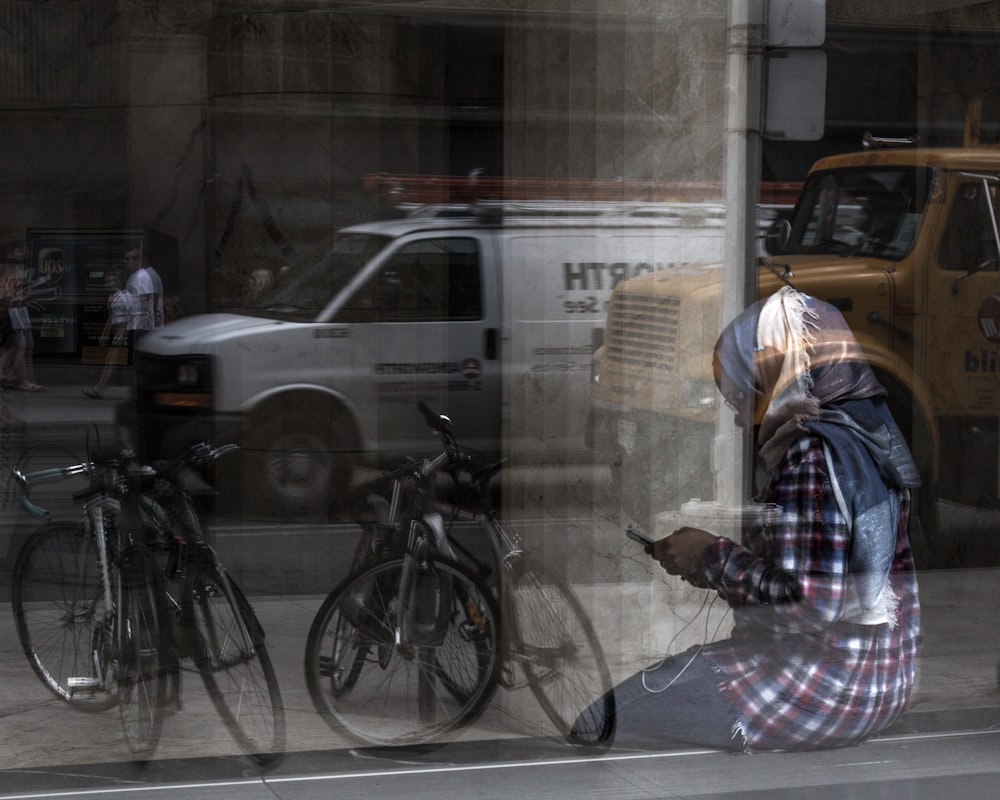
<box><xmin>11</xmin><ymin>522</ymin><xmax>117</xmax><ymax>711</ymax></box>
<box><xmin>184</xmin><ymin>556</ymin><xmax>286</xmax><ymax>765</ymax></box>
<box><xmin>117</xmin><ymin>545</ymin><xmax>167</xmax><ymax>760</ymax></box>
<box><xmin>304</xmin><ymin>557</ymin><xmax>501</xmax><ymax>747</ymax></box>
<box><xmin>508</xmin><ymin>564</ymin><xmax>615</xmax><ymax>747</ymax></box>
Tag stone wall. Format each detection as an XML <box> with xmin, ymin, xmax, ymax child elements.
<box><xmin>5</xmin><ymin>1</ymin><xmax>998</xmax><ymax>308</ymax></box>
<box><xmin>0</xmin><ymin>1</ymin><xmax>737</xmax><ymax>308</ymax></box>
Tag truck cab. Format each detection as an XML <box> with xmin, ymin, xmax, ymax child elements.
<box><xmin>590</xmin><ymin>147</ymin><xmax>1000</xmax><ymax>566</ymax></box>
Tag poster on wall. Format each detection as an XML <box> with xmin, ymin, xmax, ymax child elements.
<box><xmin>13</xmin><ymin>229</ymin><xmax>178</xmax><ymax>362</ymax></box>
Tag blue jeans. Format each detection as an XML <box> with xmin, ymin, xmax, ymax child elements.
<box><xmin>579</xmin><ymin>646</ymin><xmax>742</xmax><ymax>750</ymax></box>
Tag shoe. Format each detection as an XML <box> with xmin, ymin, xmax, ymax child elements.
<box><xmin>13</xmin><ymin>383</ymin><xmax>44</xmax><ymax>392</ymax></box>
<box><xmin>160</xmin><ymin>690</ymin><xmax>183</xmax><ymax>715</ymax></box>
<box><xmin>81</xmin><ymin>387</ymin><xmax>102</xmax><ymax>398</ymax></box>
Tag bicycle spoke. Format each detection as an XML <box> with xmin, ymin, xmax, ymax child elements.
<box><xmin>117</xmin><ymin>547</ymin><xmax>166</xmax><ymax>760</ymax></box>
<box><xmin>509</xmin><ymin>566</ymin><xmax>615</xmax><ymax>747</ymax></box>
<box><xmin>12</xmin><ymin>524</ymin><xmax>117</xmax><ymax>711</ymax></box>
<box><xmin>305</xmin><ymin>558</ymin><xmax>500</xmax><ymax>747</ymax></box>
<box><xmin>186</xmin><ymin>561</ymin><xmax>286</xmax><ymax>764</ymax></box>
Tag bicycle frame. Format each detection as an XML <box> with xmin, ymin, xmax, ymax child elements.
<box><xmin>307</xmin><ymin>403</ymin><xmax>614</xmax><ymax>748</ymax></box>
<box><xmin>13</xmin><ymin>461</ymin><xmax>125</xmax><ymax>693</ymax></box>
<box><xmin>357</xmin><ymin>401</ymin><xmax>583</xmax><ymax>690</ymax></box>
<box><xmin>130</xmin><ymin>446</ymin><xmax>262</xmax><ymax>661</ymax></box>
<box><xmin>11</xmin><ymin>443</ymin><xmax>243</xmax><ymax>689</ymax></box>
<box><xmin>83</xmin><ymin>497</ymin><xmax>118</xmax><ymax>689</ymax></box>
<box><xmin>12</xmin><ymin>441</ymin><xmax>285</xmax><ymax>763</ymax></box>
<box><xmin>349</xmin><ymin>404</ymin><xmax>514</xmax><ymax>656</ymax></box>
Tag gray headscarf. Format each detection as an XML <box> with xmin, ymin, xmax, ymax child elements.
<box><xmin>714</xmin><ymin>287</ymin><xmax>919</xmax><ymax>622</ymax></box>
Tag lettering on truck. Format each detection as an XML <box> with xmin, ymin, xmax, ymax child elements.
<box><xmin>561</xmin><ymin>261</ymin><xmax>690</xmax><ymax>314</ymax></box>
<box><xmin>374</xmin><ymin>361</ymin><xmax>474</xmax><ymax>375</ymax></box>
<box><xmin>374</xmin><ymin>360</ymin><xmax>484</xmax><ymax>400</ymax></box>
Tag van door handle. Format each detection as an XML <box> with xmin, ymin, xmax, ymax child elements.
<box><xmin>484</xmin><ymin>328</ymin><xmax>498</xmax><ymax>360</ymax></box>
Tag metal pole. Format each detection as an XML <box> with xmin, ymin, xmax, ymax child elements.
<box><xmin>714</xmin><ymin>0</ymin><xmax>765</xmax><ymax>533</ymax></box>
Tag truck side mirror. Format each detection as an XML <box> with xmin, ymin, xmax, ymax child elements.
<box><xmin>952</xmin><ymin>257</ymin><xmax>1000</xmax><ymax>294</ymax></box>
<box><xmin>764</xmin><ymin>219</ymin><xmax>791</xmax><ymax>256</ymax></box>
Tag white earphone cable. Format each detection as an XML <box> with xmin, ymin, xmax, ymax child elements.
<box><xmin>640</xmin><ymin>589</ymin><xmax>730</xmax><ymax>694</ymax></box>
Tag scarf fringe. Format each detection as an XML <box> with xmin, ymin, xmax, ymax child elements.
<box><xmin>756</xmin><ymin>288</ymin><xmax>823</xmax><ymax>471</ymax></box>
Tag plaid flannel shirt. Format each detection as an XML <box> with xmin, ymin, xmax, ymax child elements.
<box><xmin>700</xmin><ymin>434</ymin><xmax>922</xmax><ymax>752</ymax></box>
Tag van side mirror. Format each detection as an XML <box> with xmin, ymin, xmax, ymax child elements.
<box><xmin>764</xmin><ymin>219</ymin><xmax>791</xmax><ymax>256</ymax></box>
<box><xmin>592</xmin><ymin>327</ymin><xmax>604</xmax><ymax>351</ymax></box>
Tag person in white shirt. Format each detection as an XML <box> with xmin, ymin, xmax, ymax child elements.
<box><xmin>0</xmin><ymin>240</ymin><xmax>43</xmax><ymax>392</ymax></box>
<box><xmin>82</xmin><ymin>268</ymin><xmax>132</xmax><ymax>398</ymax></box>
<box><xmin>124</xmin><ymin>248</ymin><xmax>162</xmax><ymax>332</ymax></box>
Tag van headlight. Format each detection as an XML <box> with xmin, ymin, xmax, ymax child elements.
<box><xmin>142</xmin><ymin>356</ymin><xmax>214</xmax><ymax>409</ymax></box>
<box><xmin>682</xmin><ymin>378</ymin><xmax>717</xmax><ymax>410</ymax></box>
<box><xmin>176</xmin><ymin>361</ymin><xmax>204</xmax><ymax>387</ymax></box>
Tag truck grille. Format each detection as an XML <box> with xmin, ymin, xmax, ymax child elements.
<box><xmin>605</xmin><ymin>293</ymin><xmax>680</xmax><ymax>372</ymax></box>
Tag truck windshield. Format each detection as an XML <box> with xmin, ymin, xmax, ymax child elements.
<box><xmin>783</xmin><ymin>166</ymin><xmax>933</xmax><ymax>260</ymax></box>
<box><xmin>248</xmin><ymin>233</ymin><xmax>391</xmax><ymax>321</ymax></box>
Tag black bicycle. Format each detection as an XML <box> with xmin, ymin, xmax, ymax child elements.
<box><xmin>11</xmin><ymin>442</ymin><xmax>286</xmax><ymax>765</ymax></box>
<box><xmin>304</xmin><ymin>403</ymin><xmax>614</xmax><ymax>748</ymax></box>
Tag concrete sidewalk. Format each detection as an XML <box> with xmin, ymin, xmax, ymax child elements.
<box><xmin>1</xmin><ymin>379</ymin><xmax>999</xmax><ymax>771</ymax></box>
<box><xmin>0</xmin><ymin>376</ymin><xmax>129</xmax><ymax>462</ymax></box>
<box><xmin>0</xmin><ymin>568</ymin><xmax>998</xmax><ymax>771</ymax></box>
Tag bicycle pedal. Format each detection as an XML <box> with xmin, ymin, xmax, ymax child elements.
<box><xmin>67</xmin><ymin>677</ymin><xmax>101</xmax><ymax>689</ymax></box>
<box><xmin>459</xmin><ymin>622</ymin><xmax>488</xmax><ymax>642</ymax></box>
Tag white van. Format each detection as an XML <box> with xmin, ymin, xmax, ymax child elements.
<box><xmin>131</xmin><ymin>201</ymin><xmax>725</xmax><ymax>516</ymax></box>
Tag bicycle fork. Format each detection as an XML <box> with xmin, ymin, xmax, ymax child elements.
<box><xmin>396</xmin><ymin>514</ymin><xmax>464</xmax><ymax>651</ymax></box>
<box><xmin>396</xmin><ymin>514</ymin><xmax>489</xmax><ymax>653</ymax></box>
<box><xmin>67</xmin><ymin>499</ymin><xmax>121</xmax><ymax>696</ymax></box>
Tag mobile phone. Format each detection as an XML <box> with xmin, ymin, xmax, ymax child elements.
<box><xmin>626</xmin><ymin>525</ymin><xmax>654</xmax><ymax>551</ymax></box>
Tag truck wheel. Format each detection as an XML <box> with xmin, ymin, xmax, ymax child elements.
<box><xmin>246</xmin><ymin>407</ymin><xmax>356</xmax><ymax>519</ymax></box>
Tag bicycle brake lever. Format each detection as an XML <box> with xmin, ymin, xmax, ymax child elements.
<box><xmin>186</xmin><ymin>442</ymin><xmax>214</xmax><ymax>463</ymax></box>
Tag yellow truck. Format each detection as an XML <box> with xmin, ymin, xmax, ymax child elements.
<box><xmin>589</xmin><ymin>144</ymin><xmax>1000</xmax><ymax>567</ymax></box>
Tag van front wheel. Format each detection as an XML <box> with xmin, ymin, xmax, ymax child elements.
<box><xmin>246</xmin><ymin>409</ymin><xmax>354</xmax><ymax>518</ymax></box>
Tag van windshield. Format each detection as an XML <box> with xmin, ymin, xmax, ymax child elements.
<box><xmin>782</xmin><ymin>166</ymin><xmax>933</xmax><ymax>260</ymax></box>
<box><xmin>247</xmin><ymin>233</ymin><xmax>391</xmax><ymax>321</ymax></box>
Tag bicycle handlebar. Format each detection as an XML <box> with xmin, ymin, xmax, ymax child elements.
<box><xmin>184</xmin><ymin>442</ymin><xmax>239</xmax><ymax>465</ymax></box>
<box><xmin>12</xmin><ymin>463</ymin><xmax>91</xmax><ymax>520</ymax></box>
<box><xmin>417</xmin><ymin>401</ymin><xmax>453</xmax><ymax>438</ymax></box>
<box><xmin>11</xmin><ymin>441</ymin><xmax>238</xmax><ymax>519</ymax></box>
<box><xmin>151</xmin><ymin>441</ymin><xmax>239</xmax><ymax>476</ymax></box>
<box><xmin>413</xmin><ymin>403</ymin><xmax>504</xmax><ymax>488</ymax></box>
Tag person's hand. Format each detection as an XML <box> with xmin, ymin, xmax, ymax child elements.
<box><xmin>652</xmin><ymin>527</ymin><xmax>717</xmax><ymax>587</ymax></box>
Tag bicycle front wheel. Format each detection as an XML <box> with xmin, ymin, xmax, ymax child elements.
<box><xmin>508</xmin><ymin>565</ymin><xmax>615</xmax><ymax>747</ymax></box>
<box><xmin>304</xmin><ymin>557</ymin><xmax>501</xmax><ymax>747</ymax></box>
<box><xmin>11</xmin><ymin>522</ymin><xmax>117</xmax><ymax>711</ymax></box>
<box><xmin>184</xmin><ymin>558</ymin><xmax>286</xmax><ymax>765</ymax></box>
<box><xmin>117</xmin><ymin>545</ymin><xmax>167</xmax><ymax>760</ymax></box>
